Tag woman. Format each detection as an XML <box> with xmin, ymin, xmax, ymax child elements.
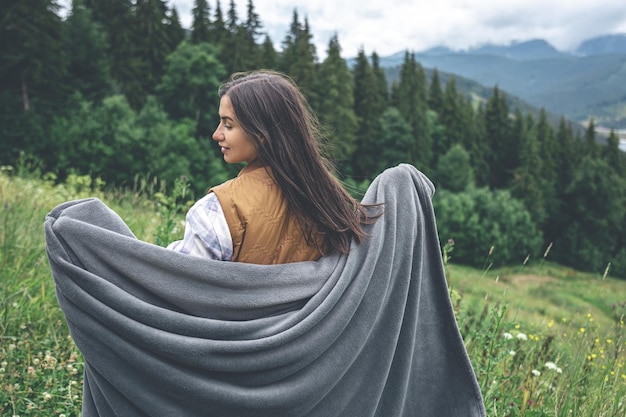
<box><xmin>169</xmin><ymin>70</ymin><xmax>376</xmax><ymax>264</ymax></box>
<box><xmin>45</xmin><ymin>72</ymin><xmax>486</xmax><ymax>413</ymax></box>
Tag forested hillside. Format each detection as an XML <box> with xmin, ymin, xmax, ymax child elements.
<box><xmin>1</xmin><ymin>0</ymin><xmax>625</xmax><ymax>278</ymax></box>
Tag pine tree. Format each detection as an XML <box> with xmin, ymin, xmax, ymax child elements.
<box><xmin>556</xmin><ymin>156</ymin><xmax>626</xmax><ymax>272</ymax></box>
<box><xmin>86</xmin><ymin>0</ymin><xmax>142</xmax><ymax>109</ymax></box>
<box><xmin>472</xmin><ymin>102</ymin><xmax>490</xmax><ymax>186</ymax></box>
<box><xmin>259</xmin><ymin>35</ymin><xmax>278</xmax><ymax>69</ymax></box>
<box><xmin>432</xmin><ymin>76</ymin><xmax>461</xmax><ymax>163</ymax></box>
<box><xmin>211</xmin><ymin>0</ymin><xmax>228</xmax><ymax>47</ymax></box>
<box><xmin>376</xmin><ymin>107</ymin><xmax>413</xmax><ymax>175</ymax></box>
<box><xmin>279</xmin><ymin>10</ymin><xmax>300</xmax><ymax>74</ymax></box>
<box><xmin>510</xmin><ymin>110</ymin><xmax>548</xmax><ymax>227</ymax></box>
<box><xmin>350</xmin><ymin>49</ymin><xmax>382</xmax><ymax>178</ymax></box>
<box><xmin>535</xmin><ymin>109</ymin><xmax>559</xmax><ymax>225</ymax></box>
<box><xmin>484</xmin><ymin>86</ymin><xmax>515</xmax><ymax>189</ymax></box>
<box><xmin>134</xmin><ymin>0</ymin><xmax>173</xmax><ymax>106</ymax></box>
<box><xmin>220</xmin><ymin>0</ymin><xmax>246</xmax><ymax>74</ymax></box>
<box><xmin>435</xmin><ymin>143</ymin><xmax>474</xmax><ymax>192</ymax></box>
<box><xmin>0</xmin><ymin>0</ymin><xmax>67</xmax><ymax>111</ymax></box>
<box><xmin>317</xmin><ymin>34</ymin><xmax>358</xmax><ymax>164</ymax></box>
<box><xmin>392</xmin><ymin>52</ymin><xmax>431</xmax><ymax>171</ymax></box>
<box><xmin>295</xmin><ymin>18</ymin><xmax>320</xmax><ymax>107</ymax></box>
<box><xmin>456</xmin><ymin>96</ymin><xmax>488</xmax><ymax>188</ymax></box>
<box><xmin>371</xmin><ymin>53</ymin><xmax>389</xmax><ymax>110</ymax></box>
<box><xmin>63</xmin><ymin>0</ymin><xmax>113</xmax><ymax>102</ymax></box>
<box><xmin>0</xmin><ymin>0</ymin><xmax>68</xmax><ymax>167</ymax></box>
<box><xmin>191</xmin><ymin>0</ymin><xmax>211</xmax><ymax>44</ymax></box>
<box><xmin>241</xmin><ymin>0</ymin><xmax>262</xmax><ymax>69</ymax></box>
<box><xmin>603</xmin><ymin>129</ymin><xmax>626</xmax><ymax>177</ymax></box>
<box><xmin>166</xmin><ymin>5</ymin><xmax>187</xmax><ymax>50</ymax></box>
<box><xmin>583</xmin><ymin>118</ymin><xmax>598</xmax><ymax>157</ymax></box>
<box><xmin>428</xmin><ymin>68</ymin><xmax>444</xmax><ymax>115</ymax></box>
<box><xmin>545</xmin><ymin>117</ymin><xmax>578</xmax><ymax>245</ymax></box>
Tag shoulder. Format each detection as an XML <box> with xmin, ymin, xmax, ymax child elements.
<box><xmin>212</xmin><ymin>164</ymin><xmax>276</xmax><ymax>197</ymax></box>
<box><xmin>188</xmin><ymin>192</ymin><xmax>222</xmax><ymax>214</ymax></box>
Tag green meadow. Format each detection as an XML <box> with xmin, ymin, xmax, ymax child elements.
<box><xmin>1</xmin><ymin>171</ymin><xmax>624</xmax><ymax>416</ymax></box>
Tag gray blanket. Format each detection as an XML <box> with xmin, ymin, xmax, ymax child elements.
<box><xmin>45</xmin><ymin>164</ymin><xmax>485</xmax><ymax>417</ymax></box>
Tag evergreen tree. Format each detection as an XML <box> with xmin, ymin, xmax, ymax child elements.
<box><xmin>86</xmin><ymin>0</ymin><xmax>141</xmax><ymax>108</ymax></box>
<box><xmin>241</xmin><ymin>0</ymin><xmax>262</xmax><ymax>69</ymax></box>
<box><xmin>602</xmin><ymin>129</ymin><xmax>625</xmax><ymax>177</ymax></box>
<box><xmin>371</xmin><ymin>53</ymin><xmax>389</xmax><ymax>109</ymax></box>
<box><xmin>211</xmin><ymin>0</ymin><xmax>227</xmax><ymax>44</ymax></box>
<box><xmin>0</xmin><ymin>0</ymin><xmax>68</xmax><ymax>167</ymax></box>
<box><xmin>428</xmin><ymin>68</ymin><xmax>444</xmax><ymax>115</ymax></box>
<box><xmin>555</xmin><ymin>156</ymin><xmax>626</xmax><ymax>273</ymax></box>
<box><xmin>259</xmin><ymin>34</ymin><xmax>278</xmax><ymax>69</ymax></box>
<box><xmin>350</xmin><ymin>49</ymin><xmax>382</xmax><ymax>178</ymax></box>
<box><xmin>441</xmin><ymin>77</ymin><xmax>465</xmax><ymax>146</ymax></box>
<box><xmin>435</xmin><ymin>143</ymin><xmax>474</xmax><ymax>192</ymax></box>
<box><xmin>473</xmin><ymin>102</ymin><xmax>490</xmax><ymax>187</ymax></box>
<box><xmin>0</xmin><ymin>0</ymin><xmax>67</xmax><ymax>112</ymax></box>
<box><xmin>375</xmin><ymin>107</ymin><xmax>413</xmax><ymax>174</ymax></box>
<box><xmin>63</xmin><ymin>0</ymin><xmax>113</xmax><ymax>103</ymax></box>
<box><xmin>432</xmin><ymin>76</ymin><xmax>461</xmax><ymax>163</ymax></box>
<box><xmin>484</xmin><ymin>86</ymin><xmax>515</xmax><ymax>189</ymax></box>
<box><xmin>554</xmin><ymin>117</ymin><xmax>578</xmax><ymax>192</ymax></box>
<box><xmin>220</xmin><ymin>0</ymin><xmax>246</xmax><ymax>74</ymax></box>
<box><xmin>166</xmin><ymin>4</ymin><xmax>186</xmax><ymax>49</ymax></box>
<box><xmin>583</xmin><ymin>118</ymin><xmax>598</xmax><ymax>157</ymax></box>
<box><xmin>544</xmin><ymin>117</ymin><xmax>579</xmax><ymax>245</ymax></box>
<box><xmin>281</xmin><ymin>16</ymin><xmax>319</xmax><ymax>110</ymax></box>
<box><xmin>279</xmin><ymin>10</ymin><xmax>301</xmax><ymax>73</ymax></box>
<box><xmin>133</xmin><ymin>0</ymin><xmax>172</xmax><ymax>107</ymax></box>
<box><xmin>191</xmin><ymin>0</ymin><xmax>211</xmax><ymax>44</ymax></box>
<box><xmin>317</xmin><ymin>34</ymin><xmax>358</xmax><ymax>163</ymax></box>
<box><xmin>510</xmin><ymin>110</ymin><xmax>548</xmax><ymax>227</ymax></box>
<box><xmin>392</xmin><ymin>52</ymin><xmax>431</xmax><ymax>171</ymax></box>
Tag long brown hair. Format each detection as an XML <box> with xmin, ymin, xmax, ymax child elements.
<box><xmin>218</xmin><ymin>70</ymin><xmax>378</xmax><ymax>255</ymax></box>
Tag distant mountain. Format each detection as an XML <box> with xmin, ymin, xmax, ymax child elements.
<box><xmin>375</xmin><ymin>34</ymin><xmax>626</xmax><ymax>129</ymax></box>
<box><xmin>463</xmin><ymin>39</ymin><xmax>571</xmax><ymax>60</ymax></box>
<box><xmin>576</xmin><ymin>34</ymin><xmax>626</xmax><ymax>56</ymax></box>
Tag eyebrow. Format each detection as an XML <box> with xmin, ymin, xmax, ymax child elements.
<box><xmin>220</xmin><ymin>115</ymin><xmax>234</xmax><ymax>122</ymax></box>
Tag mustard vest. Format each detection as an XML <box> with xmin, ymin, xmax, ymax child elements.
<box><xmin>210</xmin><ymin>163</ymin><xmax>323</xmax><ymax>264</ymax></box>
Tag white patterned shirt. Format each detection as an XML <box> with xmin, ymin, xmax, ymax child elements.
<box><xmin>167</xmin><ymin>193</ymin><xmax>233</xmax><ymax>260</ymax></box>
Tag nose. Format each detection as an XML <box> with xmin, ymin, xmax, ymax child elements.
<box><xmin>212</xmin><ymin>126</ymin><xmax>222</xmax><ymax>141</ymax></box>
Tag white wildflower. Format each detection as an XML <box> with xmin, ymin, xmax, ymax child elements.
<box><xmin>503</xmin><ymin>332</ymin><xmax>514</xmax><ymax>340</ymax></box>
<box><xmin>545</xmin><ymin>361</ymin><xmax>563</xmax><ymax>373</ymax></box>
<box><xmin>532</xmin><ymin>369</ymin><xmax>541</xmax><ymax>376</ymax></box>
<box><xmin>516</xmin><ymin>332</ymin><xmax>528</xmax><ymax>341</ymax></box>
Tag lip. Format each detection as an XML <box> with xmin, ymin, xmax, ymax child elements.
<box><xmin>220</xmin><ymin>146</ymin><xmax>229</xmax><ymax>154</ymax></box>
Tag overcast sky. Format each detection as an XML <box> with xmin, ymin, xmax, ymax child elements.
<box><xmin>59</xmin><ymin>0</ymin><xmax>626</xmax><ymax>58</ymax></box>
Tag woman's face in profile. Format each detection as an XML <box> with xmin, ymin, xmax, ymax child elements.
<box><xmin>212</xmin><ymin>95</ymin><xmax>258</xmax><ymax>164</ymax></box>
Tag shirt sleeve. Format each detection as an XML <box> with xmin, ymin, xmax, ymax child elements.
<box><xmin>167</xmin><ymin>192</ymin><xmax>233</xmax><ymax>260</ymax></box>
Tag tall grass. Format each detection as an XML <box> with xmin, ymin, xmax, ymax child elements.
<box><xmin>1</xmin><ymin>170</ymin><xmax>625</xmax><ymax>416</ymax></box>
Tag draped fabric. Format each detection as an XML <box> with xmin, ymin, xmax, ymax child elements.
<box><xmin>44</xmin><ymin>164</ymin><xmax>485</xmax><ymax>417</ymax></box>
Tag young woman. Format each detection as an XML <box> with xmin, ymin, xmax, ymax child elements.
<box><xmin>168</xmin><ymin>70</ymin><xmax>377</xmax><ymax>264</ymax></box>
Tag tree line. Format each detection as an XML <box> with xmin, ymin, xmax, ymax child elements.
<box><xmin>1</xmin><ymin>0</ymin><xmax>625</xmax><ymax>278</ymax></box>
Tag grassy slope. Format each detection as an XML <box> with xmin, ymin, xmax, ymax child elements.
<box><xmin>448</xmin><ymin>262</ymin><xmax>625</xmax><ymax>335</ymax></box>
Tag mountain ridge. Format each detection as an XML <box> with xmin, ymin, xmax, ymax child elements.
<box><xmin>375</xmin><ymin>34</ymin><xmax>626</xmax><ymax>129</ymax></box>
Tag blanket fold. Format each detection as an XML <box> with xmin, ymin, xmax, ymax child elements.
<box><xmin>45</xmin><ymin>164</ymin><xmax>485</xmax><ymax>417</ymax></box>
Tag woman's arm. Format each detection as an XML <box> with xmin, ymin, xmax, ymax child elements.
<box><xmin>167</xmin><ymin>193</ymin><xmax>233</xmax><ymax>260</ymax></box>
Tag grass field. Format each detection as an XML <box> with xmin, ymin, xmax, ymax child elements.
<box><xmin>1</xmin><ymin>170</ymin><xmax>624</xmax><ymax>416</ymax></box>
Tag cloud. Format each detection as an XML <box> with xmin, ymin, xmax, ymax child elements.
<box><xmin>58</xmin><ymin>0</ymin><xmax>626</xmax><ymax>58</ymax></box>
